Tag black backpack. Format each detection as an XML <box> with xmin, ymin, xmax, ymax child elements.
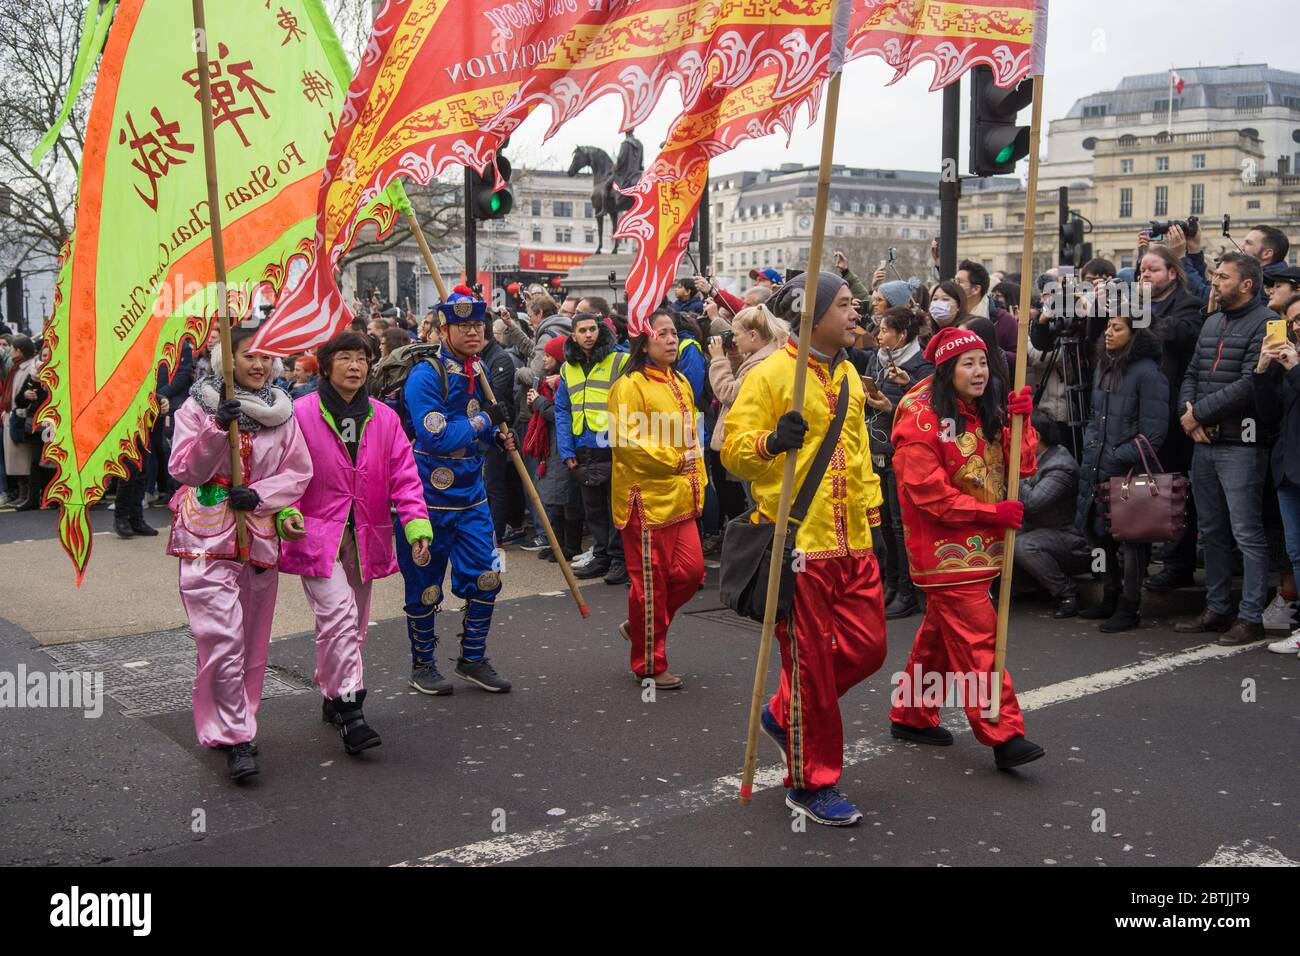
<box><xmin>370</xmin><ymin>342</ymin><xmax>449</xmax><ymax>438</ymax></box>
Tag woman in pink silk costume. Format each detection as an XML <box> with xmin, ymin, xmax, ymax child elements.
<box><xmin>167</xmin><ymin>322</ymin><xmax>312</xmax><ymax>782</ymax></box>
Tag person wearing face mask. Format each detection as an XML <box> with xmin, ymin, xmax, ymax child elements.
<box><xmin>723</xmin><ymin>271</ymin><xmax>887</xmax><ymax>827</ymax></box>
<box><xmin>927</xmin><ymin>280</ymin><xmax>965</xmax><ymax>331</ymax></box>
<box><xmin>888</xmin><ymin>327</ymin><xmax>1045</xmax><ymax>772</ymax></box>
<box><xmin>168</xmin><ymin>321</ymin><xmax>314</xmax><ymax>782</ymax></box>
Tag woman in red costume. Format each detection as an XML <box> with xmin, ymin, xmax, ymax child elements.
<box><xmin>887</xmin><ymin>326</ymin><xmax>1046</xmax><ymax>770</ymax></box>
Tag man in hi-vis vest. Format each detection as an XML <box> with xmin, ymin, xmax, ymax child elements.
<box><xmin>555</xmin><ymin>312</ymin><xmax>629</xmax><ymax>583</ymax></box>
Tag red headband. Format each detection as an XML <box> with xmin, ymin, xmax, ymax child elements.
<box><xmin>924</xmin><ymin>327</ymin><xmax>986</xmax><ymax>366</ymax></box>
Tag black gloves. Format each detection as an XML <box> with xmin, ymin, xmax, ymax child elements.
<box><xmin>214</xmin><ymin>399</ymin><xmax>242</xmax><ymax>429</ymax></box>
<box><xmin>482</xmin><ymin>402</ymin><xmax>509</xmax><ymax>428</ymax></box>
<box><xmin>227</xmin><ymin>485</ymin><xmax>260</xmax><ymax>512</ymax></box>
<box><xmin>766</xmin><ymin>411</ymin><xmax>809</xmax><ymax>455</ymax></box>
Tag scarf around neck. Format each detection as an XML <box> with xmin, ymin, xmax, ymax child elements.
<box><xmin>877</xmin><ymin>338</ymin><xmax>922</xmax><ymax>371</ymax></box>
<box><xmin>318</xmin><ymin>379</ymin><xmax>371</xmax><ymax>462</ymax></box>
<box><xmin>189</xmin><ymin>375</ymin><xmax>292</xmax><ymax>432</ymax></box>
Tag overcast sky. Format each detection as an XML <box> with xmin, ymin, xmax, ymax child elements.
<box><xmin>504</xmin><ymin>1</ymin><xmax>1296</xmax><ymax>178</ymax></box>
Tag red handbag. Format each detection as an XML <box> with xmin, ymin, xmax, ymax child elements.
<box><xmin>1101</xmin><ymin>434</ymin><xmax>1188</xmax><ymax>543</ymax></box>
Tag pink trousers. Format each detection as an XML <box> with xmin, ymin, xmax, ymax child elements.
<box><xmin>179</xmin><ymin>558</ymin><xmax>279</xmax><ymax>747</ymax></box>
<box><xmin>301</xmin><ymin>534</ymin><xmax>373</xmax><ymax>700</ymax></box>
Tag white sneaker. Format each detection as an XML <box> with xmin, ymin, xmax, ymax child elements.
<box><xmin>1266</xmin><ymin>631</ymin><xmax>1300</xmax><ymax>654</ymax></box>
<box><xmin>1261</xmin><ymin>594</ymin><xmax>1297</xmax><ymax>632</ymax></box>
<box><xmin>570</xmin><ymin>547</ymin><xmax>595</xmax><ymax>569</ymax></box>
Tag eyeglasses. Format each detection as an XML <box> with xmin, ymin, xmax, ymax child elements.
<box><xmin>453</xmin><ymin>322</ymin><xmax>486</xmax><ymax>333</ymax></box>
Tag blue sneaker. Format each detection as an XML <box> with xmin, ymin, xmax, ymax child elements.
<box><xmin>785</xmin><ymin>786</ymin><xmax>863</xmax><ymax>826</ymax></box>
<box><xmin>760</xmin><ymin>703</ymin><xmax>789</xmax><ymax>765</ymax></box>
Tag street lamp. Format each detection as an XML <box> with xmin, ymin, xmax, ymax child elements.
<box><xmin>40</xmin><ymin>295</ymin><xmax>47</xmax><ymax>329</ymax></box>
<box><xmin>23</xmin><ymin>288</ymin><xmax>30</xmax><ymax>331</ymax></box>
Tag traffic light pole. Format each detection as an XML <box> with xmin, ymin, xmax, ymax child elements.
<box><xmin>939</xmin><ymin>80</ymin><xmax>961</xmax><ymax>281</ymax></box>
<box><xmin>699</xmin><ymin>172</ymin><xmax>711</xmax><ymax>277</ymax></box>
<box><xmin>463</xmin><ymin>167</ymin><xmax>477</xmax><ymax>291</ymax></box>
<box><xmin>1058</xmin><ymin>186</ymin><xmax>1069</xmax><ymax>266</ymax></box>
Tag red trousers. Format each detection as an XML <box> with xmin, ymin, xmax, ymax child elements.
<box><xmin>769</xmin><ymin>551</ymin><xmax>887</xmax><ymax>790</ymax></box>
<box><xmin>622</xmin><ymin>512</ymin><xmax>705</xmax><ymax>677</ymax></box>
<box><xmin>888</xmin><ymin>582</ymin><xmax>1025</xmax><ymax>746</ymax></box>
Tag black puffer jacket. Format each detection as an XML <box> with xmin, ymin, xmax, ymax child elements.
<box><xmin>1022</xmin><ymin>443</ymin><xmax>1080</xmax><ymax>533</ymax></box>
<box><xmin>1149</xmin><ymin>283</ymin><xmax>1204</xmax><ymax>418</ymax></box>
<box><xmin>1075</xmin><ymin>328</ymin><xmax>1169</xmax><ymax>534</ymax></box>
<box><xmin>1177</xmin><ymin>298</ymin><xmax>1271</xmax><ymax>444</ymax></box>
<box><xmin>563</xmin><ymin>319</ymin><xmax>616</xmax><ymax>369</ymax></box>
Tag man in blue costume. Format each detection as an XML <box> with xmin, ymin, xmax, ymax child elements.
<box><xmin>395</xmin><ymin>292</ymin><xmax>515</xmax><ymax>694</ymax></box>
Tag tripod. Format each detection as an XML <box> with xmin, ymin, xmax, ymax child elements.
<box><xmin>1033</xmin><ymin>331</ymin><xmax>1091</xmax><ymax>458</ymax></box>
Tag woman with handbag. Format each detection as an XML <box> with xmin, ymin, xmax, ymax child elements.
<box><xmin>1074</xmin><ymin>315</ymin><xmax>1169</xmax><ymax>632</ymax></box>
<box><xmin>608</xmin><ymin>309</ymin><xmax>708</xmax><ymax>690</ymax></box>
<box><xmin>1</xmin><ymin>334</ymin><xmax>37</xmax><ymax>509</ymax></box>
<box><xmin>888</xmin><ymin>327</ymin><xmax>1045</xmax><ymax>771</ymax></box>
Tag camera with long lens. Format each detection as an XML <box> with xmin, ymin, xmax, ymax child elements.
<box><xmin>1147</xmin><ymin>215</ymin><xmax>1199</xmax><ymax>240</ymax></box>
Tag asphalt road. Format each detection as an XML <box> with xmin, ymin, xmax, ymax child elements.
<box><xmin>1</xmin><ymin>563</ymin><xmax>1295</xmax><ymax>868</ymax></box>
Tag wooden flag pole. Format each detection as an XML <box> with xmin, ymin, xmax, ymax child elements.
<box><xmin>191</xmin><ymin>0</ymin><xmax>247</xmax><ymax>556</ymax></box>
<box><xmin>988</xmin><ymin>72</ymin><xmax>1045</xmax><ymax>722</ymax></box>
<box><xmin>738</xmin><ymin>68</ymin><xmax>844</xmax><ymax>804</ymax></box>
<box><xmin>405</xmin><ymin>210</ymin><xmax>589</xmax><ymax>619</ymax></box>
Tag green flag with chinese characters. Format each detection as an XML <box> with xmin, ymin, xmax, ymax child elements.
<box><xmin>35</xmin><ymin>0</ymin><xmax>401</xmax><ymax>582</ymax></box>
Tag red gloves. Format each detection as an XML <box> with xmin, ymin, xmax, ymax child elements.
<box><xmin>1007</xmin><ymin>385</ymin><xmax>1033</xmax><ymax>417</ymax></box>
<box><xmin>993</xmin><ymin>500</ymin><xmax>1024</xmax><ymax>529</ymax></box>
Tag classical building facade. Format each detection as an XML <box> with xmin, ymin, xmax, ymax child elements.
<box><xmin>959</xmin><ymin>65</ymin><xmax>1300</xmax><ymax>276</ymax></box>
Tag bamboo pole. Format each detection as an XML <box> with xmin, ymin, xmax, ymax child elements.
<box><xmin>738</xmin><ymin>68</ymin><xmax>844</xmax><ymax>804</ymax></box>
<box><xmin>988</xmin><ymin>72</ymin><xmax>1045</xmax><ymax>722</ymax></box>
<box><xmin>404</xmin><ymin>210</ymin><xmax>589</xmax><ymax>619</ymax></box>
<box><xmin>191</xmin><ymin>0</ymin><xmax>247</xmax><ymax>556</ymax></box>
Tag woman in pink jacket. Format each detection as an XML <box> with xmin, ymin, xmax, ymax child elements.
<box><xmin>278</xmin><ymin>331</ymin><xmax>432</xmax><ymax>755</ymax></box>
<box><xmin>168</xmin><ymin>322</ymin><xmax>313</xmax><ymax>782</ymax></box>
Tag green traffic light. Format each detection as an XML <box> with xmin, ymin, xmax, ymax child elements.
<box><xmin>490</xmin><ymin>193</ymin><xmax>502</xmax><ymax>213</ymax></box>
<box><xmin>995</xmin><ymin>144</ymin><xmax>1017</xmax><ymax>164</ymax></box>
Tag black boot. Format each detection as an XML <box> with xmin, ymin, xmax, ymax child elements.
<box><xmin>224</xmin><ymin>742</ymin><xmax>259</xmax><ymax>781</ymax></box>
<box><xmin>890</xmin><ymin>721</ymin><xmax>954</xmax><ymax>746</ymax></box>
<box><xmin>1079</xmin><ymin>587</ymin><xmax>1119</xmax><ymax>620</ymax></box>
<box><xmin>993</xmin><ymin>735</ymin><xmax>1045</xmax><ymax>770</ymax></box>
<box><xmin>328</xmin><ymin>690</ymin><xmax>382</xmax><ymax>755</ymax></box>
<box><xmin>15</xmin><ymin>476</ymin><xmax>40</xmax><ymax>511</ymax></box>
<box><xmin>114</xmin><ymin>516</ymin><xmax>135</xmax><ymax>539</ymax></box>
<box><xmin>885</xmin><ymin>584</ymin><xmax>921</xmax><ymax>620</ymax></box>
<box><xmin>8</xmin><ymin>477</ymin><xmax>30</xmax><ymax>511</ymax></box>
<box><xmin>129</xmin><ymin>517</ymin><xmax>159</xmax><ymax>537</ymax></box>
<box><xmin>1099</xmin><ymin>596</ymin><xmax>1141</xmax><ymax>633</ymax></box>
<box><xmin>1053</xmin><ymin>595</ymin><xmax>1079</xmax><ymax>619</ymax></box>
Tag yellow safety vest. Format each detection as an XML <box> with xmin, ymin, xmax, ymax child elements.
<box><xmin>562</xmin><ymin>351</ymin><xmax>627</xmax><ymax>434</ymax></box>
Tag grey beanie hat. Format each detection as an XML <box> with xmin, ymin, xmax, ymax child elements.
<box><xmin>879</xmin><ymin>277</ymin><xmax>921</xmax><ymax>308</ymax></box>
<box><xmin>768</xmin><ymin>271</ymin><xmax>848</xmax><ymax>333</ymax></box>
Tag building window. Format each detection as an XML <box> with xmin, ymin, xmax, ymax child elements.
<box><xmin>1247</xmin><ymin>200</ymin><xmax>1261</xmax><ymax>209</ymax></box>
<box><xmin>1153</xmin><ymin>98</ymin><xmax>1182</xmax><ymax>115</ymax></box>
<box><xmin>584</xmin><ymin>229</ymin><xmax>595</xmax><ymax>244</ymax></box>
<box><xmin>831</xmin><ymin>200</ymin><xmax>841</xmax><ymax>213</ymax></box>
<box><xmin>1154</xmin><ymin>185</ymin><xmax>1168</xmax><ymax>216</ymax></box>
<box><xmin>1235</xmin><ymin>93</ymin><xmax>1266</xmax><ymax>112</ymax></box>
<box><xmin>833</xmin><ymin>225</ymin><xmax>844</xmax><ymax>236</ymax></box>
<box><xmin>1190</xmin><ymin>183</ymin><xmax>1204</xmax><ymax>215</ymax></box>
<box><xmin>741</xmin><ymin>230</ymin><xmax>748</xmax><ymax>242</ymax></box>
<box><xmin>850</xmin><ymin>201</ymin><xmax>860</xmax><ymax>213</ymax></box>
<box><xmin>729</xmin><ymin>253</ymin><xmax>735</xmax><ymax>268</ymax></box>
<box><xmin>881</xmin><ymin>203</ymin><xmax>891</xmax><ymax>215</ymax></box>
<box><xmin>916</xmin><ymin>204</ymin><xmax>925</xmax><ymax>217</ymax></box>
<box><xmin>982</xmin><ymin>213</ymin><xmax>994</xmax><ymax>230</ymax></box>
<box><xmin>773</xmin><ymin>201</ymin><xmax>782</xmax><ymax>214</ymax></box>
<box><xmin>1119</xmin><ymin>187</ymin><xmax>1133</xmax><ymax>218</ymax></box>
<box><xmin>1156</xmin><ymin>156</ymin><xmax>1169</xmax><ymax>172</ymax></box>
<box><xmin>555</xmin><ymin>226</ymin><xmax>572</xmax><ymax>243</ymax></box>
<box><xmin>902</xmin><ymin>228</ymin><xmax>911</xmax><ymax>239</ymax></box>
<box><xmin>1082</xmin><ymin>104</ymin><xmax>1108</xmax><ymax>118</ymax></box>
<box><xmin>1121</xmin><ymin>159</ymin><xmax>1134</xmax><ymax>173</ymax></box>
<box><xmin>749</xmin><ymin>206</ymin><xmax>757</xmax><ymax>217</ymax></box>
<box><xmin>959</xmin><ymin>215</ymin><xmax>968</xmax><ymax>231</ymax></box>
<box><xmin>584</xmin><ymin>202</ymin><xmax>594</xmax><ymax>218</ymax></box>
<box><xmin>531</xmin><ymin>227</ymin><xmax>542</xmax><ymax>242</ymax></box>
<box><xmin>1192</xmin><ymin>153</ymin><xmax>1206</xmax><ymax>170</ymax></box>
<box><xmin>740</xmin><ymin>252</ymin><xmax>747</xmax><ymax>267</ymax></box>
<box><xmin>554</xmin><ymin>201</ymin><xmax>573</xmax><ymax>218</ymax></box>
<box><xmin>931</xmin><ymin>204</ymin><xmax>941</xmax><ymax>217</ymax></box>
<box><xmin>866</xmin><ymin>202</ymin><xmax>876</xmax><ymax>214</ymax></box>
<box><xmin>776</xmin><ymin>248</ymin><xmax>784</xmax><ymax>264</ymax></box>
<box><xmin>763</xmin><ymin>250</ymin><xmax>771</xmax><ymax>264</ymax></box>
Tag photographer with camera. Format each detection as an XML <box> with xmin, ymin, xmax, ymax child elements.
<box><xmin>1174</xmin><ymin>252</ymin><xmax>1273</xmax><ymax>645</ymax></box>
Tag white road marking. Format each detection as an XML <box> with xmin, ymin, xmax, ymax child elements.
<box><xmin>1200</xmin><ymin>840</ymin><xmax>1297</xmax><ymax>867</ymax></box>
<box><xmin>394</xmin><ymin>639</ymin><xmax>1265</xmax><ymax>867</ymax></box>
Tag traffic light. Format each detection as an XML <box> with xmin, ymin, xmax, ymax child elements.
<box><xmin>968</xmin><ymin>65</ymin><xmax>1033</xmax><ymax>176</ymax></box>
<box><xmin>1059</xmin><ymin>217</ymin><xmax>1092</xmax><ymax>270</ymax></box>
<box><xmin>469</xmin><ymin>142</ymin><xmax>513</xmax><ymax>221</ymax></box>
